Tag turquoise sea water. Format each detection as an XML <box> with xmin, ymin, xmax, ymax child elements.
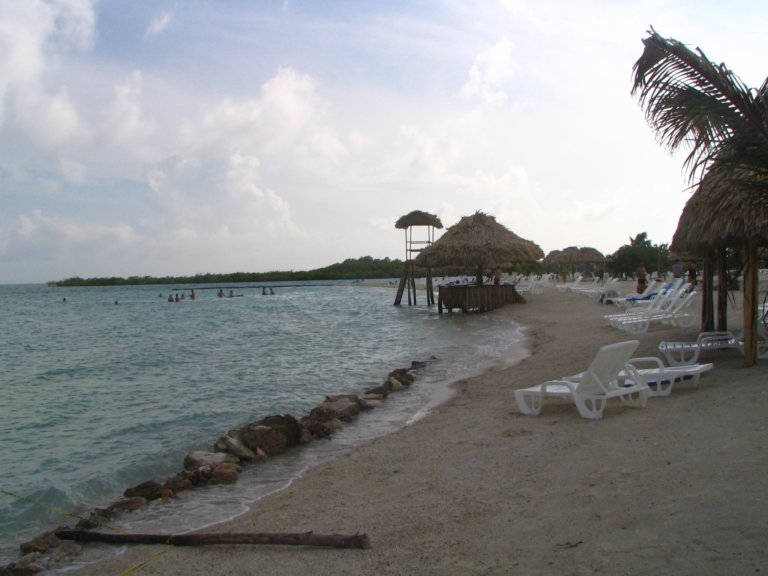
<box><xmin>0</xmin><ymin>281</ymin><xmax>526</xmax><ymax>568</ymax></box>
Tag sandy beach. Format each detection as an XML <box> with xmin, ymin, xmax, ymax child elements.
<box><xmin>68</xmin><ymin>280</ymin><xmax>767</xmax><ymax>576</ymax></box>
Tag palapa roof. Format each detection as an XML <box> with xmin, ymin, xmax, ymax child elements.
<box><xmin>414</xmin><ymin>211</ymin><xmax>543</xmax><ymax>268</ymax></box>
<box><xmin>544</xmin><ymin>246</ymin><xmax>605</xmax><ymax>266</ymax></box>
<box><xmin>395</xmin><ymin>210</ymin><xmax>443</xmax><ymax>230</ymax></box>
<box><xmin>672</xmin><ymin>169</ymin><xmax>768</xmax><ymax>252</ymax></box>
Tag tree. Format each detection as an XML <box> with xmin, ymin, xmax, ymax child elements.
<box><xmin>631</xmin><ymin>27</ymin><xmax>768</xmax><ymax>365</ymax></box>
<box><xmin>606</xmin><ymin>232</ymin><xmax>669</xmax><ymax>278</ymax></box>
<box><xmin>631</xmin><ymin>27</ymin><xmax>768</xmax><ymax>188</ymax></box>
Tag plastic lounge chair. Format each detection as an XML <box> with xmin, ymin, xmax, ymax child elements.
<box><xmin>611</xmin><ymin>290</ymin><xmax>698</xmax><ymax>335</ymax></box>
<box><xmin>514</xmin><ymin>340</ymin><xmax>648</xmax><ymax>419</ymax></box>
<box><xmin>556</xmin><ymin>275</ymin><xmax>582</xmax><ymax>292</ymax></box>
<box><xmin>658</xmin><ymin>331</ymin><xmax>739</xmax><ymax>366</ymax></box>
<box><xmin>620</xmin><ymin>357</ymin><xmax>714</xmax><ymax>396</ymax></box>
<box><xmin>605</xmin><ymin>285</ymin><xmax>682</xmax><ymax>328</ymax></box>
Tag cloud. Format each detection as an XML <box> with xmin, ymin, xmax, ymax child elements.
<box><xmin>100</xmin><ymin>70</ymin><xmax>154</xmax><ymax>154</ymax></box>
<box><xmin>0</xmin><ymin>0</ymin><xmax>95</xmax><ymax>139</ymax></box>
<box><xmin>460</xmin><ymin>36</ymin><xmax>516</xmax><ymax>104</ymax></box>
<box><xmin>144</xmin><ymin>12</ymin><xmax>172</xmax><ymax>38</ymax></box>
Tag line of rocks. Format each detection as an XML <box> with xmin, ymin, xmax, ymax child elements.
<box><xmin>3</xmin><ymin>360</ymin><xmax>430</xmax><ymax>576</ymax></box>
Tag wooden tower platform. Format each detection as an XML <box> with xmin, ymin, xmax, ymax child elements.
<box><xmin>393</xmin><ymin>210</ymin><xmax>443</xmax><ymax>306</ymax></box>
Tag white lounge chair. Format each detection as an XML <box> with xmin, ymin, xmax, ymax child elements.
<box><xmin>620</xmin><ymin>357</ymin><xmax>714</xmax><ymax>396</ymax></box>
<box><xmin>611</xmin><ymin>290</ymin><xmax>698</xmax><ymax>335</ymax></box>
<box><xmin>659</xmin><ymin>327</ymin><xmax>768</xmax><ymax>365</ymax></box>
<box><xmin>556</xmin><ymin>275</ymin><xmax>582</xmax><ymax>292</ymax></box>
<box><xmin>514</xmin><ymin>340</ymin><xmax>648</xmax><ymax>419</ymax></box>
<box><xmin>658</xmin><ymin>331</ymin><xmax>740</xmax><ymax>366</ymax></box>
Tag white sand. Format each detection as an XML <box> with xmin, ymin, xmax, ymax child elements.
<box><xmin>70</xmin><ymin>281</ymin><xmax>768</xmax><ymax>575</ymax></box>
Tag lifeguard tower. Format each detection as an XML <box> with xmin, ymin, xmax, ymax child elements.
<box><xmin>394</xmin><ymin>210</ymin><xmax>443</xmax><ymax>306</ymax></box>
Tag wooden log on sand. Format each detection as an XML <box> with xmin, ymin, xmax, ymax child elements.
<box><xmin>54</xmin><ymin>529</ymin><xmax>371</xmax><ymax>550</ymax></box>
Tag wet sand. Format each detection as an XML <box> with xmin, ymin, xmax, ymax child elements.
<box><xmin>71</xmin><ymin>280</ymin><xmax>768</xmax><ymax>575</ymax></box>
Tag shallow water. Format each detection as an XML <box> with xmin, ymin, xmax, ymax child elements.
<box><xmin>0</xmin><ymin>281</ymin><xmax>526</xmax><ymax>567</ymax></box>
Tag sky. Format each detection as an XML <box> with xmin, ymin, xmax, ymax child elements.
<box><xmin>1</xmin><ymin>0</ymin><xmax>766</xmax><ymax>283</ymax></box>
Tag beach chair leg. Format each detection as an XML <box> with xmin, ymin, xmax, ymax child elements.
<box><xmin>514</xmin><ymin>389</ymin><xmax>543</xmax><ymax>416</ymax></box>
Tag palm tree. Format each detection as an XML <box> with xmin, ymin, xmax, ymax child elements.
<box><xmin>631</xmin><ymin>28</ymin><xmax>768</xmax><ymax>366</ymax></box>
<box><xmin>631</xmin><ymin>27</ymin><xmax>768</xmax><ymax>187</ymax></box>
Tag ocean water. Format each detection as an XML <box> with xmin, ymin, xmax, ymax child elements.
<box><xmin>0</xmin><ymin>281</ymin><xmax>527</xmax><ymax>569</ymax></box>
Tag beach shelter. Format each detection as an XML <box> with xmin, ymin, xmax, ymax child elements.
<box><xmin>544</xmin><ymin>246</ymin><xmax>605</xmax><ymax>279</ymax></box>
<box><xmin>672</xmin><ymin>169</ymin><xmax>768</xmax><ymax>366</ymax></box>
<box><xmin>414</xmin><ymin>211</ymin><xmax>544</xmax><ymax>286</ymax></box>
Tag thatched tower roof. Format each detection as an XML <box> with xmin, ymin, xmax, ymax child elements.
<box><xmin>414</xmin><ymin>211</ymin><xmax>543</xmax><ymax>269</ymax></box>
<box><xmin>672</xmin><ymin>170</ymin><xmax>768</xmax><ymax>252</ymax></box>
<box><xmin>395</xmin><ymin>210</ymin><xmax>443</xmax><ymax>230</ymax></box>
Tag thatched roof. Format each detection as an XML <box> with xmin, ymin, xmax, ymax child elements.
<box><xmin>543</xmin><ymin>246</ymin><xmax>605</xmax><ymax>267</ymax></box>
<box><xmin>672</xmin><ymin>169</ymin><xmax>768</xmax><ymax>251</ymax></box>
<box><xmin>414</xmin><ymin>211</ymin><xmax>543</xmax><ymax>268</ymax></box>
<box><xmin>395</xmin><ymin>210</ymin><xmax>443</xmax><ymax>230</ymax></box>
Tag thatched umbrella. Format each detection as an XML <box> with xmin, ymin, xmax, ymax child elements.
<box><xmin>395</xmin><ymin>210</ymin><xmax>443</xmax><ymax>230</ymax></box>
<box><xmin>414</xmin><ymin>211</ymin><xmax>544</xmax><ymax>286</ymax></box>
<box><xmin>672</xmin><ymin>169</ymin><xmax>768</xmax><ymax>366</ymax></box>
<box><xmin>544</xmin><ymin>246</ymin><xmax>605</xmax><ymax>278</ymax></box>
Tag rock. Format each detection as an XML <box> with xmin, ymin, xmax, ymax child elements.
<box><xmin>214</xmin><ymin>432</ymin><xmax>258</xmax><ymax>461</ymax></box>
<box><xmin>209</xmin><ymin>462</ymin><xmax>240</xmax><ymax>484</ymax></box>
<box><xmin>19</xmin><ymin>531</ymin><xmax>60</xmax><ymax>555</ymax></box>
<box><xmin>259</xmin><ymin>414</ymin><xmax>306</xmax><ymax>447</ymax></box>
<box><xmin>186</xmin><ymin>464</ymin><xmax>213</xmax><ymax>486</ymax></box>
<box><xmin>389</xmin><ymin>368</ymin><xmax>415</xmax><ymax>386</ymax></box>
<box><xmin>164</xmin><ymin>474</ymin><xmax>194</xmax><ymax>495</ymax></box>
<box><xmin>299</xmin><ymin>416</ymin><xmax>343</xmax><ymax>438</ymax></box>
<box><xmin>364</xmin><ymin>385</ymin><xmax>390</xmax><ymax>398</ymax></box>
<box><xmin>124</xmin><ymin>479</ymin><xmax>164</xmax><ymax>501</ymax></box>
<box><xmin>388</xmin><ymin>376</ymin><xmax>406</xmax><ymax>391</ymax></box>
<box><xmin>310</xmin><ymin>398</ymin><xmax>361</xmax><ymax>422</ymax></box>
<box><xmin>0</xmin><ymin>558</ymin><xmax>45</xmax><ymax>575</ymax></box>
<box><xmin>75</xmin><ymin>508</ymin><xmax>117</xmax><ymax>530</ymax></box>
<box><xmin>325</xmin><ymin>394</ymin><xmax>375</xmax><ymax>411</ymax></box>
<box><xmin>106</xmin><ymin>497</ymin><xmax>147</xmax><ymax>514</ymax></box>
<box><xmin>184</xmin><ymin>451</ymin><xmax>239</xmax><ymax>471</ymax></box>
<box><xmin>240</xmin><ymin>424</ymin><xmax>288</xmax><ymax>456</ymax></box>
<box><xmin>50</xmin><ymin>540</ymin><xmax>81</xmax><ymax>564</ymax></box>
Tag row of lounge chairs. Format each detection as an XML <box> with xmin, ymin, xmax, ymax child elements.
<box><xmin>603</xmin><ymin>279</ymin><xmax>698</xmax><ymax>334</ymax></box>
<box><xmin>514</xmin><ymin>340</ymin><xmax>714</xmax><ymax>420</ymax></box>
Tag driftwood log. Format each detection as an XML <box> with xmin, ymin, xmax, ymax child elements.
<box><xmin>54</xmin><ymin>529</ymin><xmax>370</xmax><ymax>549</ymax></box>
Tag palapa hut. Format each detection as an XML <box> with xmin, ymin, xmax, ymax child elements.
<box><xmin>543</xmin><ymin>246</ymin><xmax>605</xmax><ymax>280</ymax></box>
<box><xmin>672</xmin><ymin>169</ymin><xmax>768</xmax><ymax>366</ymax></box>
<box><xmin>415</xmin><ymin>211</ymin><xmax>544</xmax><ymax>313</ymax></box>
<box><xmin>393</xmin><ymin>210</ymin><xmax>443</xmax><ymax>306</ymax></box>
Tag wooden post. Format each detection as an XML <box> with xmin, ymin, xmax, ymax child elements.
<box><xmin>742</xmin><ymin>244</ymin><xmax>758</xmax><ymax>367</ymax></box>
<box><xmin>716</xmin><ymin>246</ymin><xmax>728</xmax><ymax>331</ymax></box>
<box><xmin>701</xmin><ymin>252</ymin><xmax>714</xmax><ymax>332</ymax></box>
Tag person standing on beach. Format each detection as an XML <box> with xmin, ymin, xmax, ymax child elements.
<box><xmin>687</xmin><ymin>261</ymin><xmax>698</xmax><ymax>290</ymax></box>
<box><xmin>635</xmin><ymin>262</ymin><xmax>647</xmax><ymax>294</ymax></box>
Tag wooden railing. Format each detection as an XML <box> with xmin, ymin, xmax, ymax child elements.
<box><xmin>437</xmin><ymin>284</ymin><xmax>525</xmax><ymax>313</ymax></box>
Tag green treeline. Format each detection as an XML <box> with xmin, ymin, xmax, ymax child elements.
<box><xmin>51</xmin><ymin>256</ymin><xmax>410</xmax><ymax>287</ymax></box>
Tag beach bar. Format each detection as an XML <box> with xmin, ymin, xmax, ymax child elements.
<box><xmin>437</xmin><ymin>284</ymin><xmax>524</xmax><ymax>313</ymax></box>
<box><xmin>415</xmin><ymin>211</ymin><xmax>544</xmax><ymax>313</ymax></box>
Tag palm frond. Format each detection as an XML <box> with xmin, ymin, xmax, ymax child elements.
<box><xmin>631</xmin><ymin>28</ymin><xmax>768</xmax><ymax>183</ymax></box>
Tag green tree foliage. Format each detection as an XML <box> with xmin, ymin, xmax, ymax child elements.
<box><xmin>52</xmin><ymin>256</ymin><xmax>406</xmax><ymax>286</ymax></box>
<box><xmin>606</xmin><ymin>233</ymin><xmax>670</xmax><ymax>278</ymax></box>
